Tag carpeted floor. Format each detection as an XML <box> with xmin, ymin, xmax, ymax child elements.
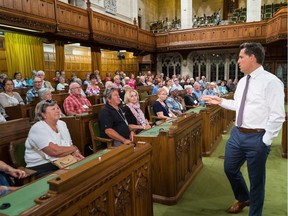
<box><xmin>153</xmin><ymin>128</ymin><xmax>287</xmax><ymax>216</ymax></box>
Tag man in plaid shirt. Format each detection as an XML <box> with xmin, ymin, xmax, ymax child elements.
<box><xmin>63</xmin><ymin>82</ymin><xmax>91</xmax><ymax>115</ymax></box>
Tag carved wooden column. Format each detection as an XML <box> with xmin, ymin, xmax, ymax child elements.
<box><xmin>55</xmin><ymin>40</ymin><xmax>65</xmax><ymax>71</ymax></box>
<box><xmin>91</xmin><ymin>46</ymin><xmax>101</xmax><ymax>73</ymax></box>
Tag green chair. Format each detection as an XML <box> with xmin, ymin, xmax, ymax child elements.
<box><xmin>89</xmin><ymin>119</ymin><xmax>113</xmax><ymax>153</ymax></box>
<box><xmin>147</xmin><ymin>104</ymin><xmax>166</xmax><ymax>125</ymax></box>
<box><xmin>9</xmin><ymin>138</ymin><xmax>37</xmax><ymax>185</ymax></box>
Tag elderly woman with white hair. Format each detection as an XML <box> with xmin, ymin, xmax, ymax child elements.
<box><xmin>36</xmin><ymin>70</ymin><xmax>55</xmax><ymax>92</ymax></box>
<box><xmin>38</xmin><ymin>88</ymin><xmax>65</xmax><ymax>117</ymax></box>
<box><xmin>25</xmin><ymin>100</ymin><xmax>84</xmax><ymax>178</ymax></box>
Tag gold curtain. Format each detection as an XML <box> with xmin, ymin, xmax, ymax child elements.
<box><xmin>91</xmin><ymin>46</ymin><xmax>101</xmax><ymax>73</ymax></box>
<box><xmin>55</xmin><ymin>40</ymin><xmax>65</xmax><ymax>71</ymax></box>
<box><xmin>5</xmin><ymin>32</ymin><xmax>44</xmax><ymax>79</ymax></box>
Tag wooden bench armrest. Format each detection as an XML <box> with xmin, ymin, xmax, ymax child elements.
<box><xmin>92</xmin><ymin>136</ymin><xmax>113</xmax><ymax>148</ymax></box>
<box><xmin>15</xmin><ymin>167</ymin><xmax>37</xmax><ymax>185</ymax></box>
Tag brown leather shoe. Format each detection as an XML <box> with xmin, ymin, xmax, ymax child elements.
<box><xmin>226</xmin><ymin>200</ymin><xmax>250</xmax><ymax>213</ymax></box>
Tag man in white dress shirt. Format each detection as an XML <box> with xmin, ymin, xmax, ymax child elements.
<box><xmin>201</xmin><ymin>42</ymin><xmax>285</xmax><ymax>216</ymax></box>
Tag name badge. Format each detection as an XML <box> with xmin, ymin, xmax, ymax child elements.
<box><xmin>83</xmin><ymin>105</ymin><xmax>89</xmax><ymax>109</ymax></box>
<box><xmin>194</xmin><ymin>100</ymin><xmax>198</xmax><ymax>104</ymax></box>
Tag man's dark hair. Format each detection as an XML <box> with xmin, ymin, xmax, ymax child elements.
<box><xmin>239</xmin><ymin>42</ymin><xmax>265</xmax><ymax>65</ymax></box>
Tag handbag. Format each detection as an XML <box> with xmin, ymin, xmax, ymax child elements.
<box><xmin>33</xmin><ymin>146</ymin><xmax>77</xmax><ymax>169</ymax></box>
<box><xmin>52</xmin><ymin>154</ymin><xmax>77</xmax><ymax>169</ymax></box>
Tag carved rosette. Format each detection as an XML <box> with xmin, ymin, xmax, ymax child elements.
<box><xmin>135</xmin><ymin>164</ymin><xmax>149</xmax><ymax>197</ymax></box>
<box><xmin>113</xmin><ymin>176</ymin><xmax>131</xmax><ymax>215</ymax></box>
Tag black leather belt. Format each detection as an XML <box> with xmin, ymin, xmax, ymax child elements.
<box><xmin>238</xmin><ymin>127</ymin><xmax>265</xmax><ymax>133</ymax></box>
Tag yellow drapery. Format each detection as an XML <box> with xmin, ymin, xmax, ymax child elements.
<box><xmin>55</xmin><ymin>40</ymin><xmax>65</xmax><ymax>71</ymax></box>
<box><xmin>91</xmin><ymin>46</ymin><xmax>101</xmax><ymax>74</ymax></box>
<box><xmin>5</xmin><ymin>32</ymin><xmax>44</xmax><ymax>79</ymax></box>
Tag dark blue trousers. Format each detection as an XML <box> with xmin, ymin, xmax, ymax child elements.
<box><xmin>224</xmin><ymin>127</ymin><xmax>271</xmax><ymax>216</ymax></box>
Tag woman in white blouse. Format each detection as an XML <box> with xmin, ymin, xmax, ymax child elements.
<box><xmin>0</xmin><ymin>78</ymin><xmax>25</xmax><ymax>118</ymax></box>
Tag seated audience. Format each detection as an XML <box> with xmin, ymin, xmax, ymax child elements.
<box><xmin>163</xmin><ymin>79</ymin><xmax>173</xmax><ymax>95</ymax></box>
<box><xmin>28</xmin><ymin>70</ymin><xmax>37</xmax><ymax>87</ymax></box>
<box><xmin>13</xmin><ymin>72</ymin><xmax>27</xmax><ymax>89</ymax></box>
<box><xmin>136</xmin><ymin>76</ymin><xmax>147</xmax><ymax>86</ymax></box>
<box><xmin>70</xmin><ymin>78</ymin><xmax>86</xmax><ymax>97</ymax></box>
<box><xmin>98</xmin><ymin>88</ymin><xmax>133</xmax><ymax>146</ymax></box>
<box><xmin>153</xmin><ymin>87</ymin><xmax>176</xmax><ymax>120</ymax></box>
<box><xmin>152</xmin><ymin>80</ymin><xmax>163</xmax><ymax>95</ymax></box>
<box><xmin>0</xmin><ymin>78</ymin><xmax>25</xmax><ymax>118</ymax></box>
<box><xmin>85</xmin><ymin>74</ymin><xmax>100</xmax><ymax>96</ymax></box>
<box><xmin>203</xmin><ymin>82</ymin><xmax>217</xmax><ymax>96</ymax></box>
<box><xmin>193</xmin><ymin>82</ymin><xmax>205</xmax><ymax>105</ymax></box>
<box><xmin>184</xmin><ymin>85</ymin><xmax>200</xmax><ymax>108</ymax></box>
<box><xmin>0</xmin><ymin>161</ymin><xmax>26</xmax><ymax>196</ymax></box>
<box><xmin>172</xmin><ymin>78</ymin><xmax>183</xmax><ymax>90</ymax></box>
<box><xmin>218</xmin><ymin>80</ymin><xmax>228</xmax><ymax>96</ymax></box>
<box><xmin>0</xmin><ymin>73</ymin><xmax>8</xmax><ymax>89</ymax></box>
<box><xmin>94</xmin><ymin>70</ymin><xmax>103</xmax><ymax>86</ymax></box>
<box><xmin>25</xmin><ymin>100</ymin><xmax>84</xmax><ymax>178</ymax></box>
<box><xmin>52</xmin><ymin>70</ymin><xmax>61</xmax><ymax>83</ymax></box>
<box><xmin>63</xmin><ymin>82</ymin><xmax>91</xmax><ymax>115</ymax></box>
<box><xmin>165</xmin><ymin>87</ymin><xmax>184</xmax><ymax>115</ymax></box>
<box><xmin>111</xmin><ymin>75</ymin><xmax>123</xmax><ymax>90</ymax></box>
<box><xmin>26</xmin><ymin>76</ymin><xmax>43</xmax><ymax>103</ymax></box>
<box><xmin>226</xmin><ymin>79</ymin><xmax>236</xmax><ymax>92</ymax></box>
<box><xmin>122</xmin><ymin>89</ymin><xmax>151</xmax><ymax>133</ymax></box>
<box><xmin>104</xmin><ymin>72</ymin><xmax>111</xmax><ymax>82</ymax></box>
<box><xmin>38</xmin><ymin>88</ymin><xmax>65</xmax><ymax>118</ymax></box>
<box><xmin>36</xmin><ymin>70</ymin><xmax>55</xmax><ymax>92</ymax></box>
<box><xmin>56</xmin><ymin>76</ymin><xmax>68</xmax><ymax>91</ymax></box>
<box><xmin>128</xmin><ymin>74</ymin><xmax>136</xmax><ymax>89</ymax></box>
<box><xmin>83</xmin><ymin>73</ymin><xmax>91</xmax><ymax>86</ymax></box>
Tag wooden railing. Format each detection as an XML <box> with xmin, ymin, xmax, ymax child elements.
<box><xmin>0</xmin><ymin>1</ymin><xmax>286</xmax><ymax>52</ymax></box>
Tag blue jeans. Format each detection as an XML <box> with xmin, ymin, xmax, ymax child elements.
<box><xmin>224</xmin><ymin>127</ymin><xmax>270</xmax><ymax>216</ymax></box>
<box><xmin>0</xmin><ymin>172</ymin><xmax>10</xmax><ymax>196</ymax></box>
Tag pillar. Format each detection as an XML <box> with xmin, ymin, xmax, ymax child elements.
<box><xmin>246</xmin><ymin>0</ymin><xmax>262</xmax><ymax>22</ymax></box>
<box><xmin>181</xmin><ymin>0</ymin><xmax>193</xmax><ymax>29</ymax></box>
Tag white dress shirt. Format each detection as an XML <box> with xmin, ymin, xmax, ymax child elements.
<box><xmin>220</xmin><ymin>66</ymin><xmax>285</xmax><ymax>146</ymax></box>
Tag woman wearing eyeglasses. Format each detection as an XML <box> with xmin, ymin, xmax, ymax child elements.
<box><xmin>153</xmin><ymin>87</ymin><xmax>176</xmax><ymax>120</ymax></box>
<box><xmin>25</xmin><ymin>100</ymin><xmax>84</xmax><ymax>178</ymax></box>
<box><xmin>0</xmin><ymin>78</ymin><xmax>25</xmax><ymax>119</ymax></box>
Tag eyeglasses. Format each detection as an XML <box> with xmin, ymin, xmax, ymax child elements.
<box><xmin>71</xmin><ymin>87</ymin><xmax>81</xmax><ymax>90</ymax></box>
<box><xmin>40</xmin><ymin>100</ymin><xmax>57</xmax><ymax>112</ymax></box>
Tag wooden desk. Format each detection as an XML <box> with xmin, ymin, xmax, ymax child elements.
<box><xmin>0</xmin><ymin>143</ymin><xmax>153</xmax><ymax>216</ymax></box>
<box><xmin>282</xmin><ymin>112</ymin><xmax>287</xmax><ymax>158</ymax></box>
<box><xmin>0</xmin><ymin>118</ymin><xmax>31</xmax><ymax>165</ymax></box>
<box><xmin>187</xmin><ymin>105</ymin><xmax>223</xmax><ymax>156</ymax></box>
<box><xmin>221</xmin><ymin>93</ymin><xmax>235</xmax><ymax>134</ymax></box>
<box><xmin>52</xmin><ymin>93</ymin><xmax>69</xmax><ymax>114</ymax></box>
<box><xmin>61</xmin><ymin>105</ymin><xmax>104</xmax><ymax>156</ymax></box>
<box><xmin>61</xmin><ymin>113</ymin><xmax>96</xmax><ymax>155</ymax></box>
<box><xmin>134</xmin><ymin>113</ymin><xmax>203</xmax><ymax>205</ymax></box>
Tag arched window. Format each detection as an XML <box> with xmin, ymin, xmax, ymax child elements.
<box><xmin>210</xmin><ymin>63</ymin><xmax>216</xmax><ymax>81</ymax></box>
<box><xmin>219</xmin><ymin>62</ymin><xmax>225</xmax><ymax>81</ymax></box>
<box><xmin>229</xmin><ymin>61</ymin><xmax>236</xmax><ymax>80</ymax></box>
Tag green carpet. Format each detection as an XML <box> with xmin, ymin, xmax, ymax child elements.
<box><xmin>153</xmin><ymin>129</ymin><xmax>287</xmax><ymax>216</ymax></box>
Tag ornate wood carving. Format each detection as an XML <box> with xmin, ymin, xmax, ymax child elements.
<box><xmin>135</xmin><ymin>163</ymin><xmax>149</xmax><ymax>197</ymax></box>
<box><xmin>113</xmin><ymin>176</ymin><xmax>131</xmax><ymax>215</ymax></box>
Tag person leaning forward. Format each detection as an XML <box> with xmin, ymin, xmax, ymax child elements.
<box><xmin>201</xmin><ymin>42</ymin><xmax>285</xmax><ymax>216</ymax></box>
<box><xmin>98</xmin><ymin>88</ymin><xmax>134</xmax><ymax>146</ymax></box>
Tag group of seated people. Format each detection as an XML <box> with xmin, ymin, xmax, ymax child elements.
<box><xmin>0</xmin><ymin>70</ymin><xmax>238</xmax><ymax>196</ymax></box>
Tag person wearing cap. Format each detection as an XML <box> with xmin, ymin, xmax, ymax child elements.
<box><xmin>63</xmin><ymin>82</ymin><xmax>91</xmax><ymax>116</ymax></box>
<box><xmin>165</xmin><ymin>86</ymin><xmax>184</xmax><ymax>115</ymax></box>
